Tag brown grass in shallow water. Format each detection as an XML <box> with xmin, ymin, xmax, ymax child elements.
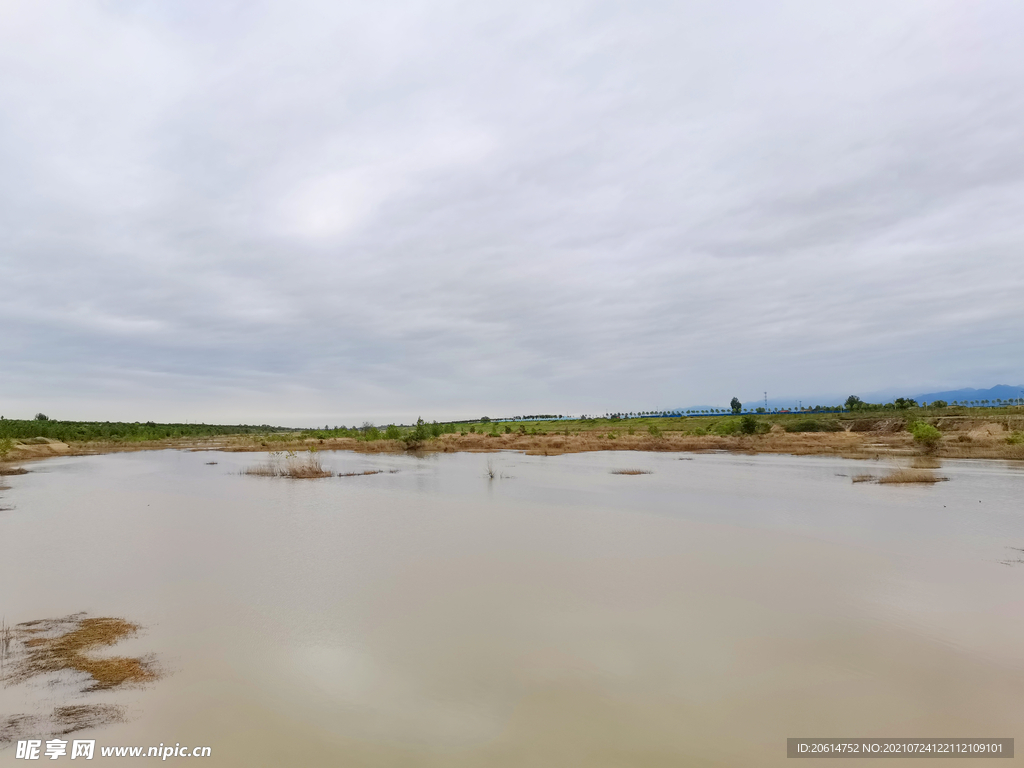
<box><xmin>0</xmin><ymin>705</ymin><xmax>125</xmax><ymax>745</ymax></box>
<box><xmin>338</xmin><ymin>469</ymin><xmax>383</xmax><ymax>477</ymax></box>
<box><xmin>243</xmin><ymin>453</ymin><xmax>332</xmax><ymax>478</ymax></box>
<box><xmin>851</xmin><ymin>474</ymin><xmax>876</xmax><ymax>483</ymax></box>
<box><xmin>611</xmin><ymin>469</ymin><xmax>653</xmax><ymax>475</ymax></box>
<box><xmin>877</xmin><ymin>468</ymin><xmax>947</xmax><ymax>484</ymax></box>
<box><xmin>3</xmin><ymin>615</ymin><xmax>158</xmax><ymax>692</ymax></box>
<box><xmin>911</xmin><ymin>456</ymin><xmax>942</xmax><ymax>469</ymax></box>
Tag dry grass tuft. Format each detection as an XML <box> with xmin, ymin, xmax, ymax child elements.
<box><xmin>52</xmin><ymin>704</ymin><xmax>126</xmax><ymax>733</ymax></box>
<box><xmin>2</xmin><ymin>615</ymin><xmax>158</xmax><ymax>692</ymax></box>
<box><xmin>611</xmin><ymin>468</ymin><xmax>653</xmax><ymax>475</ymax></box>
<box><xmin>851</xmin><ymin>473</ymin><xmax>876</xmax><ymax>483</ymax></box>
<box><xmin>338</xmin><ymin>469</ymin><xmax>383</xmax><ymax>477</ymax></box>
<box><xmin>0</xmin><ymin>466</ymin><xmax>29</xmax><ymax>476</ymax></box>
<box><xmin>1</xmin><ymin>704</ymin><xmax>125</xmax><ymax>745</ymax></box>
<box><xmin>243</xmin><ymin>452</ymin><xmax>332</xmax><ymax>478</ymax></box>
<box><xmin>1</xmin><ymin>619</ymin><xmax>12</xmax><ymax>666</ymax></box>
<box><xmin>877</xmin><ymin>468</ymin><xmax>947</xmax><ymax>484</ymax></box>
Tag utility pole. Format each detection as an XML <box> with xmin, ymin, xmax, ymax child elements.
<box><xmin>764</xmin><ymin>391</ymin><xmax>767</xmax><ymax>410</ymax></box>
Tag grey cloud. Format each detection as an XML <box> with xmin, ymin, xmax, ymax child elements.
<box><xmin>1</xmin><ymin>0</ymin><xmax>1022</xmax><ymax>424</ymax></box>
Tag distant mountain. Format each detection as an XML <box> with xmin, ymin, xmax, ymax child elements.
<box><xmin>672</xmin><ymin>384</ymin><xmax>1024</xmax><ymax>414</ymax></box>
<box><xmin>908</xmin><ymin>384</ymin><xmax>1024</xmax><ymax>404</ymax></box>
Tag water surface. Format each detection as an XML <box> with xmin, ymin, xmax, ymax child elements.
<box><xmin>2</xmin><ymin>450</ymin><xmax>1022</xmax><ymax>766</ymax></box>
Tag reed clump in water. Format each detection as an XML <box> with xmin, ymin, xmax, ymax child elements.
<box><xmin>611</xmin><ymin>468</ymin><xmax>653</xmax><ymax>475</ymax></box>
<box><xmin>3</xmin><ymin>615</ymin><xmax>158</xmax><ymax>692</ymax></box>
<box><xmin>851</xmin><ymin>473</ymin><xmax>876</xmax><ymax>483</ymax></box>
<box><xmin>877</xmin><ymin>467</ymin><xmax>947</xmax><ymax>484</ymax></box>
<box><xmin>338</xmin><ymin>469</ymin><xmax>383</xmax><ymax>477</ymax></box>
<box><xmin>243</xmin><ymin>452</ymin><xmax>332</xmax><ymax>478</ymax></box>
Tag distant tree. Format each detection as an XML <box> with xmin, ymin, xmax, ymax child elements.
<box><xmin>480</xmin><ymin>416</ymin><xmax>491</xmax><ymax>423</ymax></box>
<box><xmin>406</xmin><ymin>417</ymin><xmax>429</xmax><ymax>443</ymax></box>
<box><xmin>34</xmin><ymin>413</ymin><xmax>49</xmax><ymax>421</ymax></box>
<box><xmin>755</xmin><ymin>407</ymin><xmax>766</xmax><ymax>414</ymax></box>
<box><xmin>931</xmin><ymin>400</ymin><xmax>947</xmax><ymax>408</ymax></box>
<box><xmin>844</xmin><ymin>395</ymin><xmax>863</xmax><ymax>411</ymax></box>
<box><xmin>730</xmin><ymin>397</ymin><xmax>742</xmax><ymax>414</ymax></box>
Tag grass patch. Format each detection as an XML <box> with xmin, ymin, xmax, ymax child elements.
<box><xmin>337</xmin><ymin>469</ymin><xmax>383</xmax><ymax>477</ymax></box>
<box><xmin>611</xmin><ymin>468</ymin><xmax>653</xmax><ymax>475</ymax></box>
<box><xmin>2</xmin><ymin>615</ymin><xmax>158</xmax><ymax>692</ymax></box>
<box><xmin>851</xmin><ymin>473</ymin><xmax>876</xmax><ymax>483</ymax></box>
<box><xmin>784</xmin><ymin>418</ymin><xmax>841</xmax><ymax>433</ymax></box>
<box><xmin>877</xmin><ymin>468</ymin><xmax>947</xmax><ymax>484</ymax></box>
<box><xmin>243</xmin><ymin>452</ymin><xmax>331</xmax><ymax>478</ymax></box>
<box><xmin>0</xmin><ymin>466</ymin><xmax>28</xmax><ymax>476</ymax></box>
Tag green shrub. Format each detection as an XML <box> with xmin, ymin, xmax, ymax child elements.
<box><xmin>739</xmin><ymin>415</ymin><xmax>758</xmax><ymax>435</ymax></box>
<box><xmin>0</xmin><ymin>436</ymin><xmax>13</xmax><ymax>460</ymax></box>
<box><xmin>1005</xmin><ymin>432</ymin><xmax>1024</xmax><ymax>445</ymax></box>
<box><xmin>406</xmin><ymin>417</ymin><xmax>429</xmax><ymax>443</ymax></box>
<box><xmin>505</xmin><ymin>425</ymin><xmax>512</xmax><ymax>434</ymax></box>
<box><xmin>384</xmin><ymin>425</ymin><xmax>401</xmax><ymax>440</ymax></box>
<box><xmin>648</xmin><ymin>424</ymin><xmax>661</xmax><ymax>437</ymax></box>
<box><xmin>910</xmin><ymin>422</ymin><xmax>942</xmax><ymax>450</ymax></box>
<box><xmin>713</xmin><ymin>418</ymin><xmax>741</xmax><ymax>436</ymax></box>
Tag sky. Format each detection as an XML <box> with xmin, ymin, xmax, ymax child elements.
<box><xmin>2</xmin><ymin>1</ymin><xmax>1022</xmax><ymax>426</ymax></box>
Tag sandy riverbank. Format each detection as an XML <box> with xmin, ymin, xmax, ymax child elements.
<box><xmin>3</xmin><ymin>415</ymin><xmax>1022</xmax><ymax>466</ymax></box>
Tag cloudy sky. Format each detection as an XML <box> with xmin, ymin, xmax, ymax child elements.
<box><xmin>2</xmin><ymin>1</ymin><xmax>1022</xmax><ymax>425</ymax></box>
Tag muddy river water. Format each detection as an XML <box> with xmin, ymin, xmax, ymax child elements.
<box><xmin>2</xmin><ymin>450</ymin><xmax>1022</xmax><ymax>766</ymax></box>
